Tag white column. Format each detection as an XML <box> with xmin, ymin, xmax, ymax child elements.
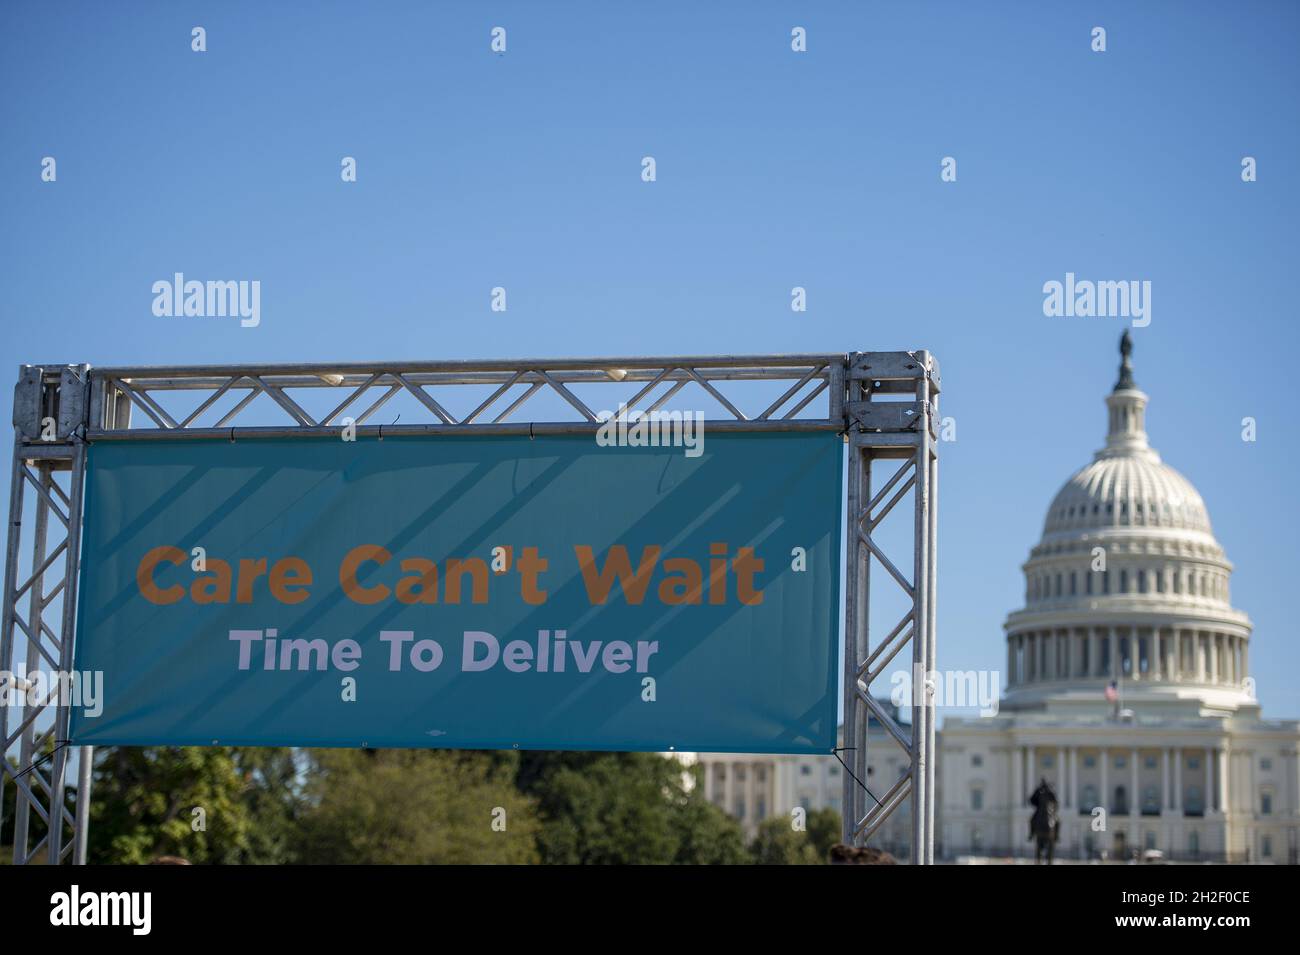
<box><xmin>1068</xmin><ymin>747</ymin><xmax>1078</xmax><ymax>810</ymax></box>
<box><xmin>1130</xmin><ymin>748</ymin><xmax>1139</xmax><ymax>818</ymax></box>
<box><xmin>1057</xmin><ymin>745</ymin><xmax>1066</xmax><ymax>801</ymax></box>
<box><xmin>1217</xmin><ymin>748</ymin><xmax>1229</xmax><ymax>814</ymax></box>
<box><xmin>1152</xmin><ymin>628</ymin><xmax>1162</xmax><ymax>680</ymax></box>
<box><xmin>1008</xmin><ymin>636</ymin><xmax>1015</xmax><ymax>686</ymax></box>
<box><xmin>1209</xmin><ymin>633</ymin><xmax>1219</xmax><ymax>684</ymax></box>
<box><xmin>1172</xmin><ymin>747</ymin><xmax>1181</xmax><ymax>812</ymax></box>
<box><xmin>1011</xmin><ymin>743</ymin><xmax>1023</xmax><ymax>813</ymax></box>
<box><xmin>1197</xmin><ymin>632</ymin><xmax>1207</xmax><ymax>682</ymax></box>
<box><xmin>1100</xmin><ymin>747</ymin><xmax>1109</xmax><ymax>812</ymax></box>
<box><xmin>1161</xmin><ymin>748</ymin><xmax>1170</xmax><ymax>813</ymax></box>
<box><xmin>1109</xmin><ymin>626</ymin><xmax>1119</xmax><ymax>681</ymax></box>
<box><xmin>1241</xmin><ymin>638</ymin><xmax>1249</xmax><ymax>683</ymax></box>
<box><xmin>1206</xmin><ymin>747</ymin><xmax>1215</xmax><ymax>813</ymax></box>
<box><xmin>1089</xmin><ymin>628</ymin><xmax>1100</xmax><ymax>677</ymax></box>
<box><xmin>724</xmin><ymin>761</ymin><xmax>735</xmax><ymax>814</ymax></box>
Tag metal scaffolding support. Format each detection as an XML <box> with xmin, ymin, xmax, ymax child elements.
<box><xmin>839</xmin><ymin>351</ymin><xmax>940</xmax><ymax>861</ymax></box>
<box><xmin>2</xmin><ymin>351</ymin><xmax>938</xmax><ymax>864</ymax></box>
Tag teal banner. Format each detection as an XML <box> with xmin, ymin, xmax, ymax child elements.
<box><xmin>71</xmin><ymin>433</ymin><xmax>841</xmax><ymax>753</ymax></box>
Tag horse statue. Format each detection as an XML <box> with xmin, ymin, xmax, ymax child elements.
<box><xmin>1027</xmin><ymin>778</ymin><xmax>1060</xmax><ymax>865</ymax></box>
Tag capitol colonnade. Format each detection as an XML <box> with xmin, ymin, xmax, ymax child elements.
<box><xmin>1006</xmin><ymin>624</ymin><xmax>1249</xmax><ymax>688</ymax></box>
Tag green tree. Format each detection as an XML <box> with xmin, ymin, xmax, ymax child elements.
<box><xmin>517</xmin><ymin>752</ymin><xmax>748</xmax><ymax>865</ymax></box>
<box><xmin>749</xmin><ymin>806</ymin><xmax>841</xmax><ymax>865</ymax></box>
<box><xmin>230</xmin><ymin>748</ymin><xmax>304</xmax><ymax>864</ymax></box>
<box><xmin>88</xmin><ymin>747</ymin><xmax>255</xmax><ymax>864</ymax></box>
<box><xmin>294</xmin><ymin>748</ymin><xmax>538</xmax><ymax>864</ymax></box>
<box><xmin>804</xmin><ymin>806</ymin><xmax>841</xmax><ymax>858</ymax></box>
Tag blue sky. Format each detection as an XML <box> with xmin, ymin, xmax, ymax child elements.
<box><xmin>2</xmin><ymin>1</ymin><xmax>1297</xmax><ymax>721</ymax></box>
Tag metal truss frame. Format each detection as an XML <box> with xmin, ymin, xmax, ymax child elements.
<box><xmin>1</xmin><ymin>351</ymin><xmax>938</xmax><ymax>864</ymax></box>
<box><xmin>840</xmin><ymin>352</ymin><xmax>940</xmax><ymax>862</ymax></box>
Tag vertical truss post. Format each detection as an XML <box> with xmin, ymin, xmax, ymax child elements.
<box><xmin>1</xmin><ymin>365</ymin><xmax>91</xmax><ymax>865</ymax></box>
<box><xmin>840</xmin><ymin>351</ymin><xmax>940</xmax><ymax>863</ymax></box>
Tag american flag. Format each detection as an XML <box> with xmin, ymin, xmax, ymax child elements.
<box><xmin>1104</xmin><ymin>680</ymin><xmax>1119</xmax><ymax>703</ymax></box>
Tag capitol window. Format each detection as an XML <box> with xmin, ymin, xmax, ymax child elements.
<box><xmin>1261</xmin><ymin>792</ymin><xmax>1273</xmax><ymax>815</ymax></box>
<box><xmin>1142</xmin><ymin>786</ymin><xmax>1159</xmax><ymax>814</ymax></box>
<box><xmin>971</xmin><ymin>753</ymin><xmax>983</xmax><ymax>767</ymax></box>
<box><xmin>1261</xmin><ymin>758</ymin><xmax>1272</xmax><ymax>771</ymax></box>
<box><xmin>971</xmin><ymin>788</ymin><xmax>983</xmax><ymax>811</ymax></box>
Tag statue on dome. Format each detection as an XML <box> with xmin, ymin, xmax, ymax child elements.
<box><xmin>1028</xmin><ymin>777</ymin><xmax>1060</xmax><ymax>864</ymax></box>
<box><xmin>1114</xmin><ymin>329</ymin><xmax>1136</xmax><ymax>391</ymax></box>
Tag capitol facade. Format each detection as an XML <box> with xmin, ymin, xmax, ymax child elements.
<box><xmin>941</xmin><ymin>335</ymin><xmax>1299</xmax><ymax>862</ymax></box>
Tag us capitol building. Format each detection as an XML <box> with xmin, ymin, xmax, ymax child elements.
<box><xmin>691</xmin><ymin>336</ymin><xmax>1300</xmax><ymax>863</ymax></box>
<box><xmin>942</xmin><ymin>334</ymin><xmax>1297</xmax><ymax>863</ymax></box>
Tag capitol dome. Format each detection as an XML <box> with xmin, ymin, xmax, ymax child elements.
<box><xmin>1003</xmin><ymin>333</ymin><xmax>1254</xmax><ymax>714</ymax></box>
<box><xmin>1043</xmin><ymin>450</ymin><xmax>1213</xmax><ymax>541</ymax></box>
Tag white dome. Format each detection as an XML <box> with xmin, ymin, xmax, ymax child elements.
<box><xmin>1044</xmin><ymin>449</ymin><xmax>1212</xmax><ymax>538</ymax></box>
<box><xmin>1003</xmin><ymin>334</ymin><xmax>1253</xmax><ymax>714</ymax></box>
